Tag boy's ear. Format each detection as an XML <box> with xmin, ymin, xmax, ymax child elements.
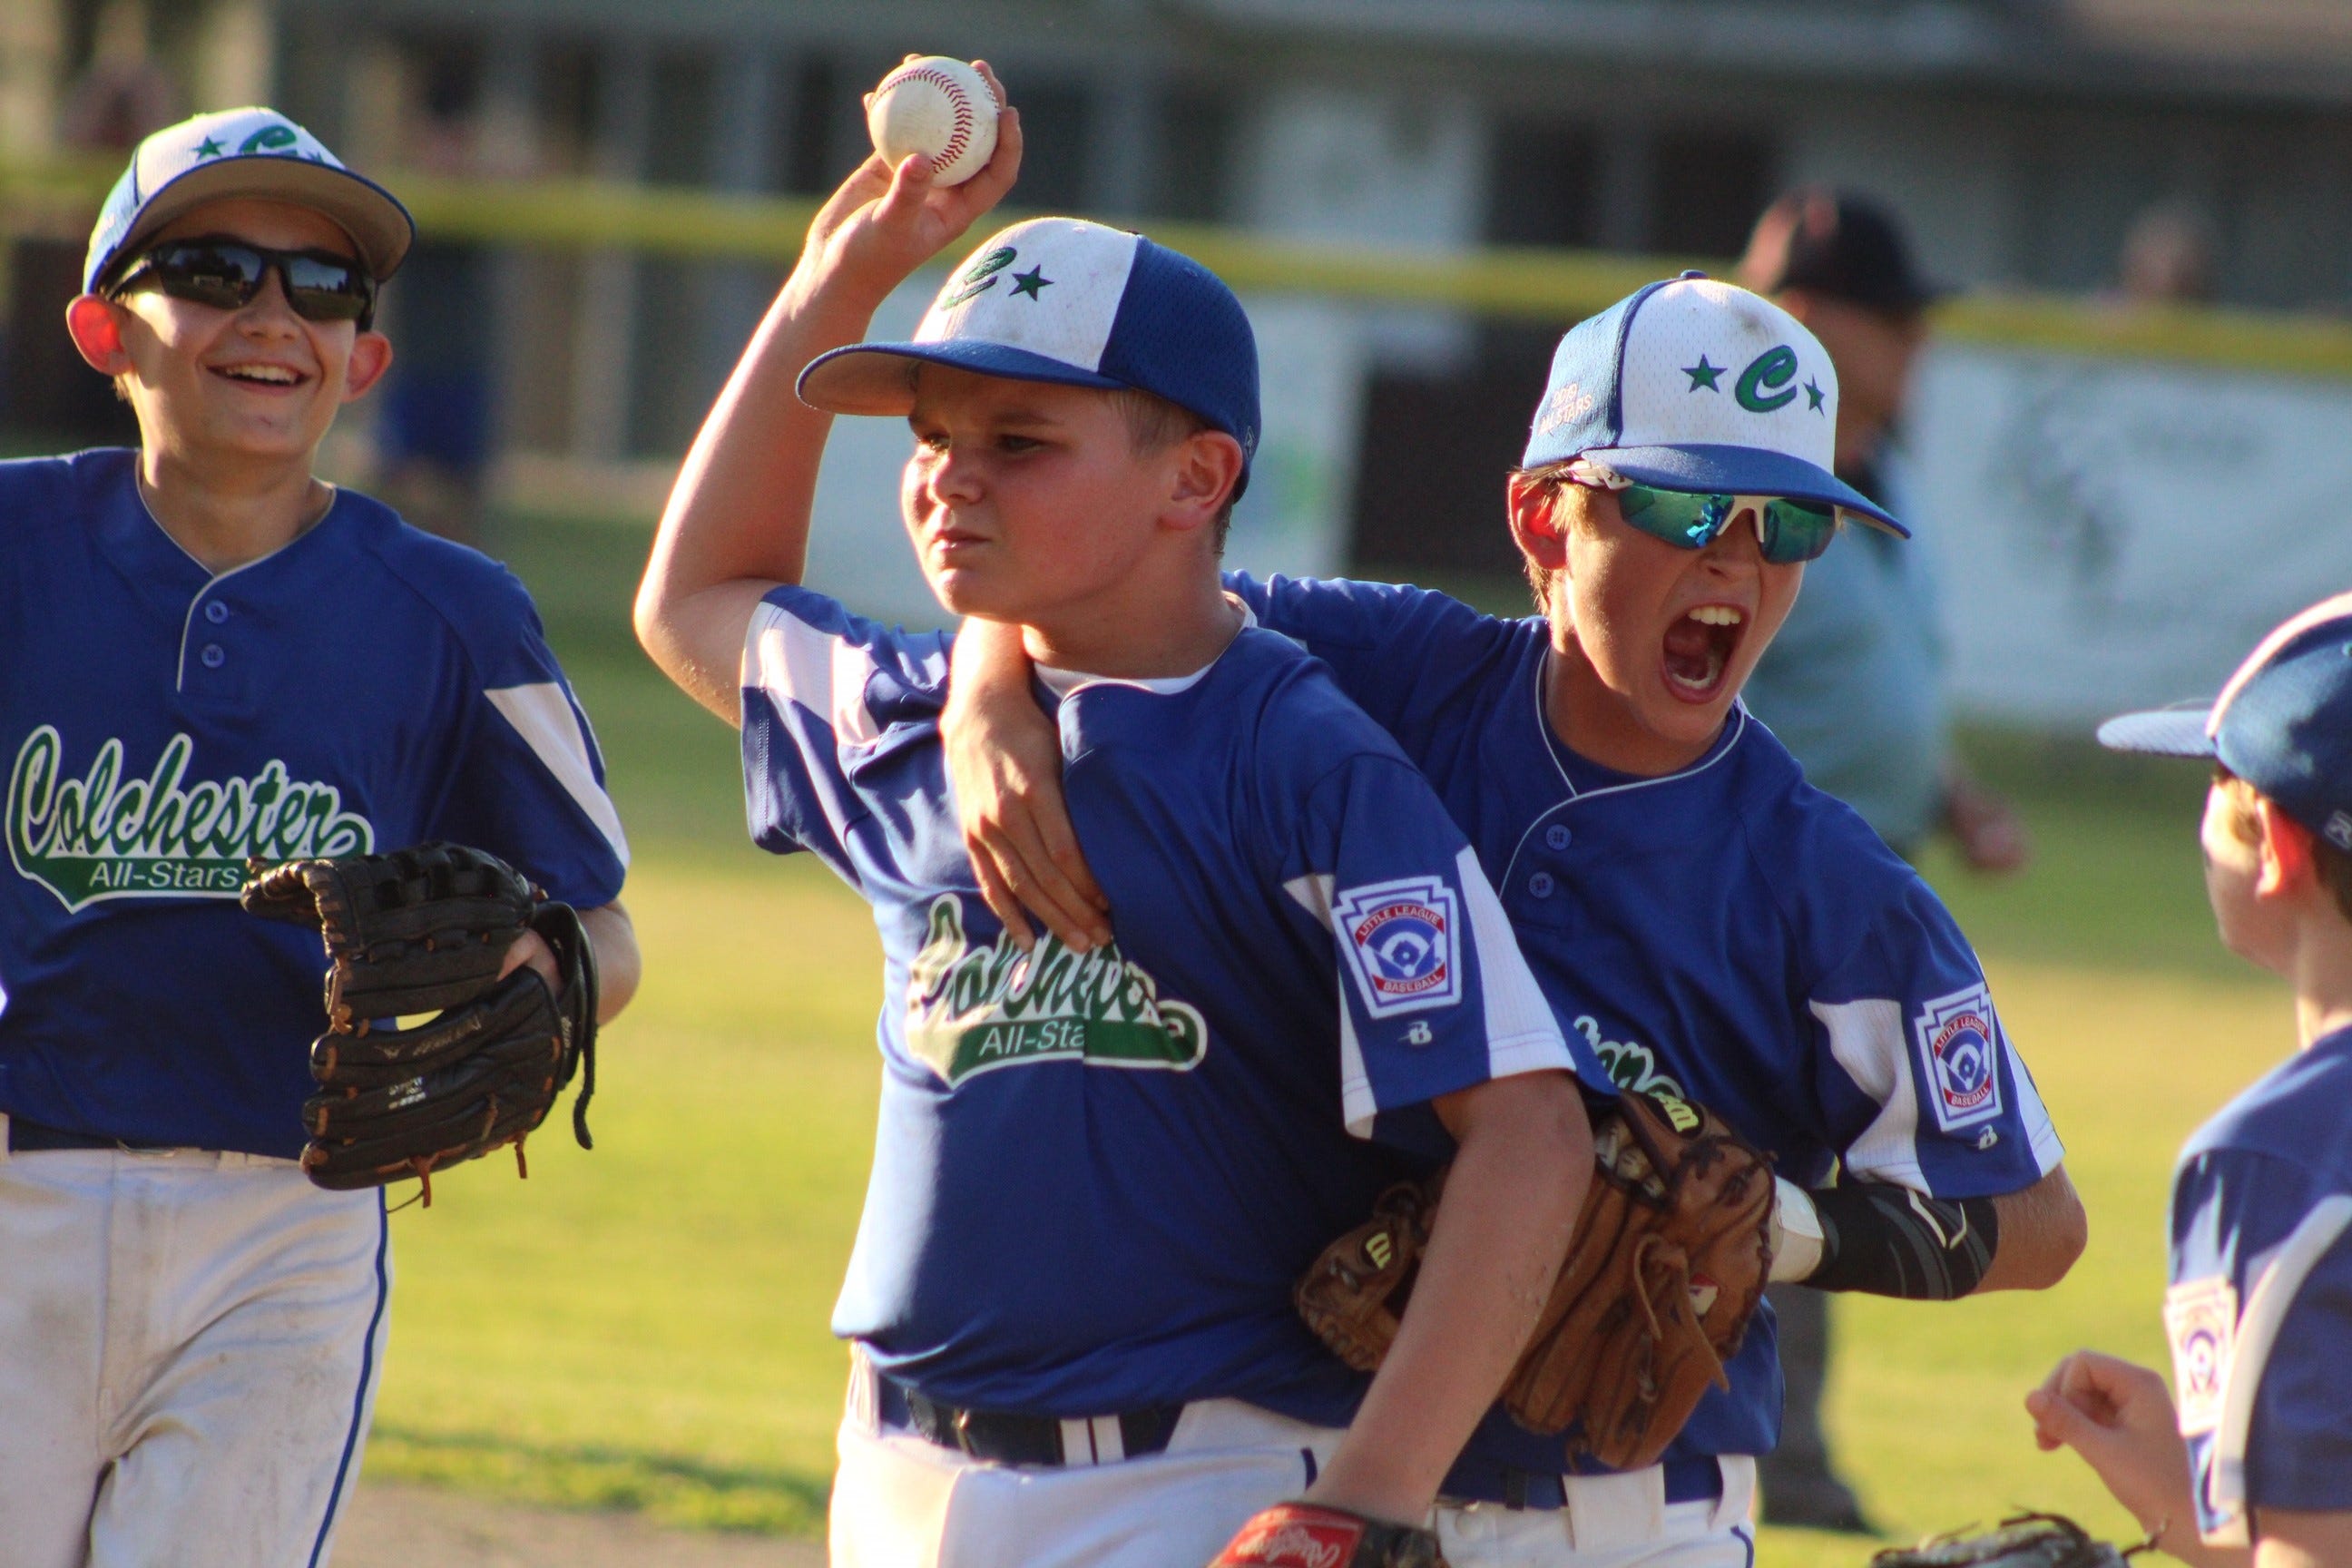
<box><xmin>342</xmin><ymin>330</ymin><xmax>394</xmax><ymax>402</ymax></box>
<box><xmin>1505</xmin><ymin>472</ymin><xmax>1569</xmax><ymax>571</ymax></box>
<box><xmin>2256</xmin><ymin>797</ymin><xmax>2318</xmax><ymax>899</ymax></box>
<box><xmin>1168</xmin><ymin>429</ymin><xmax>1246</xmax><ymax>527</ymax></box>
<box><xmin>64</xmin><ymin>295</ymin><xmax>132</xmax><ymax>377</ymax></box>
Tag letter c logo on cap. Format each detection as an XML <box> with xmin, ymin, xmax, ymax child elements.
<box><xmin>1735</xmin><ymin>346</ymin><xmax>1800</xmax><ymax>414</ymax></box>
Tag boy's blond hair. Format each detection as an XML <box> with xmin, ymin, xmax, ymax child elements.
<box><xmin>1509</xmin><ymin>459</ymin><xmax>1595</xmax><ymax>617</ymax></box>
<box><xmin>2214</xmin><ymin>767</ymin><xmax>2352</xmax><ymax>925</ymax></box>
<box><xmin>1110</xmin><ymin>387</ymin><xmax>1235</xmax><ymax>554</ymax></box>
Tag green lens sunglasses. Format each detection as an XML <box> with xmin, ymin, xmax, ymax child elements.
<box><xmin>1615</xmin><ymin>484</ymin><xmax>1844</xmax><ymax>564</ymax></box>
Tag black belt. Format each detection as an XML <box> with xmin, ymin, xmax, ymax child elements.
<box><xmin>878</xmin><ymin>1374</ymin><xmax>1184</xmax><ymax>1467</ymax></box>
<box><xmin>5</xmin><ymin>1118</ymin><xmax>173</xmax><ymax>1153</ymax></box>
<box><xmin>1446</xmin><ymin>1455</ymin><xmax>1725</xmax><ymax>1511</ymax></box>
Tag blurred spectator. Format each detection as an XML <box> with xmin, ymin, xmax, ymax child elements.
<box><xmin>372</xmin><ymin>53</ymin><xmax>495</xmax><ymax>545</ymax></box>
<box><xmin>58</xmin><ymin>0</ymin><xmax>178</xmax><ymax>151</ymax></box>
<box><xmin>3</xmin><ymin>0</ymin><xmax>175</xmax><ymax>447</ymax></box>
<box><xmin>1736</xmin><ymin>187</ymin><xmax>2032</xmax><ymax>1535</ymax></box>
<box><xmin>2117</xmin><ymin>198</ymin><xmax>2218</xmax><ymax>306</ymax></box>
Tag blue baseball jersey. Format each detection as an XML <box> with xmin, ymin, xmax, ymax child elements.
<box><xmin>1228</xmin><ymin>573</ymin><xmax>2063</xmax><ymax>1473</ymax></box>
<box><xmin>2165</xmin><ymin>1026</ymin><xmax>2352</xmax><ymax>1546</ymax></box>
<box><xmin>740</xmin><ymin>585</ymin><xmax>1595</xmax><ymax>1421</ymax></box>
<box><xmin>0</xmin><ymin>450</ymin><xmax>629</xmax><ymax>1158</ymax></box>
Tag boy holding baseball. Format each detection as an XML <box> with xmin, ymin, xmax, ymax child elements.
<box><xmin>950</xmin><ymin>272</ymin><xmax>2088</xmax><ymax>1563</ymax></box>
<box><xmin>2029</xmin><ymin>597</ymin><xmax>2352</xmax><ymax>1567</ymax></box>
<box><xmin>633</xmin><ymin>68</ymin><xmax>1605</xmax><ymax>1568</ymax></box>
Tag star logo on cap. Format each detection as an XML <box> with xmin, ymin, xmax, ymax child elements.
<box><xmin>1683</xmin><ymin>355</ymin><xmax>1723</xmax><ymax>392</ymax></box>
<box><xmin>193</xmin><ymin>137</ymin><xmax>225</xmax><ymax>159</ymax></box>
<box><xmin>1010</xmin><ymin>266</ymin><xmax>1054</xmax><ymax>300</ymax></box>
<box><xmin>1806</xmin><ymin>379</ymin><xmax>1826</xmax><ymax>412</ymax></box>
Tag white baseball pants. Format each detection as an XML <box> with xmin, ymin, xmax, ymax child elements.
<box><xmin>1435</xmin><ymin>1459</ymin><xmax>1758</xmax><ymax>1568</ymax></box>
<box><xmin>828</xmin><ymin>1357</ymin><xmax>1347</xmax><ymax>1568</ymax></box>
<box><xmin>0</xmin><ymin>1123</ymin><xmax>389</xmax><ymax>1568</ymax></box>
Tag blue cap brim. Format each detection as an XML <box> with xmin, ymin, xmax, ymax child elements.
<box><xmin>799</xmin><ymin>340</ymin><xmax>1127</xmax><ymax>416</ymax></box>
<box><xmin>1585</xmin><ymin>443</ymin><xmax>1906</xmax><ymax>537</ymax></box>
<box><xmin>2096</xmin><ymin>708</ymin><xmax>2218</xmax><ymax>758</ymax></box>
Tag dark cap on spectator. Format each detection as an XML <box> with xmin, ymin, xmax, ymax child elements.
<box><xmin>1739</xmin><ymin>189</ymin><xmax>1945</xmax><ymax>316</ymax></box>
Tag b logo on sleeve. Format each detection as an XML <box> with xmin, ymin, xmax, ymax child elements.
<box><xmin>1912</xmin><ymin>984</ymin><xmax>2005</xmax><ymax>1133</ymax></box>
<box><xmin>2163</xmin><ymin>1276</ymin><xmax>2237</xmax><ymax>1436</ymax></box>
<box><xmin>1332</xmin><ymin>877</ymin><xmax>1460</xmax><ymax>1018</ymax></box>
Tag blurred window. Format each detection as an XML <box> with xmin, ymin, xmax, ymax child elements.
<box><xmin>1651</xmin><ymin>127</ymin><xmax>1776</xmax><ymax>258</ymax></box>
<box><xmin>1486</xmin><ymin>117</ymin><xmax>1602</xmax><ymax>248</ymax></box>
<box><xmin>1152</xmin><ymin>82</ymin><xmax>1238</xmax><ymax>221</ymax></box>
<box><xmin>1010</xmin><ymin>79</ymin><xmax>1095</xmax><ymax>211</ymax></box>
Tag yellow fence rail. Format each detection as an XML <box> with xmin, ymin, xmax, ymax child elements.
<box><xmin>12</xmin><ymin>154</ymin><xmax>2352</xmax><ymax>379</ymax></box>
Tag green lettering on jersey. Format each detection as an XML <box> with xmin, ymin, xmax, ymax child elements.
<box><xmin>905</xmin><ymin>895</ymin><xmax>1207</xmax><ymax>1083</ymax></box>
<box><xmin>6</xmin><ymin>727</ymin><xmax>373</xmax><ymax>912</ymax></box>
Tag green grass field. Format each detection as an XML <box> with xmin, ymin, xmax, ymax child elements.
<box><xmin>358</xmin><ymin>514</ymin><xmax>2281</xmax><ymax>1562</ymax></box>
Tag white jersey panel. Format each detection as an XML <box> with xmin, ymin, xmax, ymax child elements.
<box><xmin>485</xmin><ymin>683</ymin><xmax>630</xmax><ymax>868</ymax></box>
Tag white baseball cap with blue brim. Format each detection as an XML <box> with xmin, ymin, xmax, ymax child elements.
<box><xmin>2099</xmin><ymin>593</ymin><xmax>2352</xmax><ymax>851</ymax></box>
<box><xmin>1522</xmin><ymin>271</ymin><xmax>1905</xmax><ymax>535</ymax></box>
<box><xmin>798</xmin><ymin>217</ymin><xmax>1260</xmax><ymax>495</ymax></box>
<box><xmin>84</xmin><ymin>107</ymin><xmax>414</xmax><ymax>296</ymax></box>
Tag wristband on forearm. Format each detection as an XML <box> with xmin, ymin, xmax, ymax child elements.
<box><xmin>1799</xmin><ymin>1181</ymin><xmax>2000</xmax><ymax>1299</ymax></box>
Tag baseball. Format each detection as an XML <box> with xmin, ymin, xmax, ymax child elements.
<box><xmin>867</xmin><ymin>57</ymin><xmax>999</xmax><ymax>187</ymax></box>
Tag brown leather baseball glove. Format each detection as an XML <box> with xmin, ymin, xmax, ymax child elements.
<box><xmin>1295</xmin><ymin>1090</ymin><xmax>1773</xmax><ymax>1473</ymax></box>
<box><xmin>243</xmin><ymin>841</ymin><xmax>598</xmax><ymax>1205</ymax></box>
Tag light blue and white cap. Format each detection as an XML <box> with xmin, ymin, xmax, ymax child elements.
<box><xmin>2100</xmin><ymin>593</ymin><xmax>2352</xmax><ymax>851</ymax></box>
<box><xmin>84</xmin><ymin>107</ymin><xmax>414</xmax><ymax>295</ymax></box>
<box><xmin>1522</xmin><ymin>271</ymin><xmax>1905</xmax><ymax>535</ymax></box>
<box><xmin>798</xmin><ymin>218</ymin><xmax>1260</xmax><ymax>493</ymax></box>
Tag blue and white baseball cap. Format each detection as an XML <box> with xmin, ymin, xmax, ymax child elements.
<box><xmin>2099</xmin><ymin>593</ymin><xmax>2352</xmax><ymax>851</ymax></box>
<box><xmin>84</xmin><ymin>107</ymin><xmax>414</xmax><ymax>295</ymax></box>
<box><xmin>798</xmin><ymin>218</ymin><xmax>1259</xmax><ymax>492</ymax></box>
<box><xmin>1522</xmin><ymin>271</ymin><xmax>1904</xmax><ymax>535</ymax></box>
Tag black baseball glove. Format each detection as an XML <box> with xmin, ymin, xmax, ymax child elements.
<box><xmin>244</xmin><ymin>841</ymin><xmax>598</xmax><ymax>1204</ymax></box>
<box><xmin>1872</xmin><ymin>1513</ymin><xmax>2147</xmax><ymax>1568</ymax></box>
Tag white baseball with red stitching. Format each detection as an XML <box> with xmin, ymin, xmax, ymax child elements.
<box><xmin>867</xmin><ymin>56</ymin><xmax>1000</xmax><ymax>187</ymax></box>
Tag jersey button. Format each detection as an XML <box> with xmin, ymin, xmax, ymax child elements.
<box><xmin>203</xmin><ymin>601</ymin><xmax>229</xmax><ymax>624</ymax></box>
<box><xmin>1528</xmin><ymin>871</ymin><xmax>1556</xmax><ymax>898</ymax></box>
<box><xmin>1545</xmin><ymin>825</ymin><xmax>1572</xmax><ymax>850</ymax></box>
<box><xmin>200</xmin><ymin>643</ymin><xmax>225</xmax><ymax>669</ymax></box>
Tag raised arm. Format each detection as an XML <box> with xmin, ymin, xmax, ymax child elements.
<box><xmin>634</xmin><ymin>69</ymin><xmax>1023</xmax><ymax>725</ymax></box>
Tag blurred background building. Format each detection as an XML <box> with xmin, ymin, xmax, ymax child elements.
<box><xmin>8</xmin><ymin>0</ymin><xmax>2352</xmax><ymax>708</ymax></box>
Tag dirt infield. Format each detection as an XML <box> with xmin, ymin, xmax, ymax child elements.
<box><xmin>332</xmin><ymin>1480</ymin><xmax>826</xmax><ymax>1567</ymax></box>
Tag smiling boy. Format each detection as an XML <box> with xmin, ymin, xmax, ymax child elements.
<box><xmin>949</xmin><ymin>272</ymin><xmax>2088</xmax><ymax>1564</ymax></box>
<box><xmin>634</xmin><ymin>74</ymin><xmax>1603</xmax><ymax>1568</ymax></box>
<box><xmin>0</xmin><ymin>108</ymin><xmax>639</xmax><ymax>1565</ymax></box>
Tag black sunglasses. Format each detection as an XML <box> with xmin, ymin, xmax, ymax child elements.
<box><xmin>109</xmin><ymin>237</ymin><xmax>377</xmax><ymax>328</ymax></box>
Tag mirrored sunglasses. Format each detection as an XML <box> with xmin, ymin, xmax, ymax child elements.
<box><xmin>110</xmin><ymin>238</ymin><xmax>377</xmax><ymax>328</ymax></box>
<box><xmin>1614</xmin><ymin>483</ymin><xmax>1844</xmax><ymax>565</ymax></box>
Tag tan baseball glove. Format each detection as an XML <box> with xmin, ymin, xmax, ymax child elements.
<box><xmin>1295</xmin><ymin>1090</ymin><xmax>1774</xmax><ymax>1473</ymax></box>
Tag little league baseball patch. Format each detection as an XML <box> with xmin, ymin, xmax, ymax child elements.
<box><xmin>1331</xmin><ymin>877</ymin><xmax>1460</xmax><ymax>1017</ymax></box>
<box><xmin>1913</xmin><ymin>983</ymin><xmax>2004</xmax><ymax>1133</ymax></box>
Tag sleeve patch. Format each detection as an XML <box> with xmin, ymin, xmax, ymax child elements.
<box><xmin>1913</xmin><ymin>984</ymin><xmax>2004</xmax><ymax>1133</ymax></box>
<box><xmin>1331</xmin><ymin>877</ymin><xmax>1460</xmax><ymax>1018</ymax></box>
<box><xmin>2164</xmin><ymin>1275</ymin><xmax>2237</xmax><ymax>1437</ymax></box>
